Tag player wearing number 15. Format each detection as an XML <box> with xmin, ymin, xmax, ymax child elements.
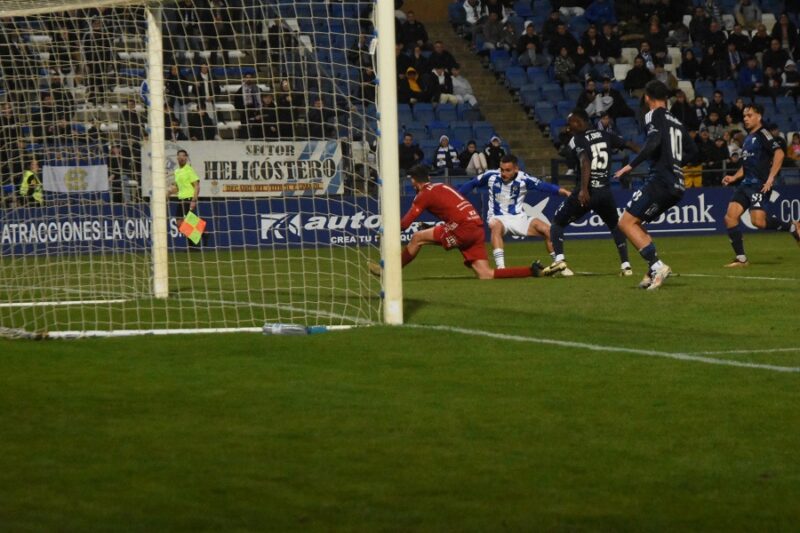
<box><xmin>615</xmin><ymin>80</ymin><xmax>698</xmax><ymax>290</ymax></box>
<box><xmin>720</xmin><ymin>104</ymin><xmax>800</xmax><ymax>267</ymax></box>
<box><xmin>173</xmin><ymin>149</ymin><xmax>201</xmax><ymax>247</ymax></box>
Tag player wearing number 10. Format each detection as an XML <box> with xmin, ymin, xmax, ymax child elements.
<box><xmin>615</xmin><ymin>80</ymin><xmax>698</xmax><ymax>290</ymax></box>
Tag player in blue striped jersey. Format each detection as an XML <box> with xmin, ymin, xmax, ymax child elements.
<box><xmin>721</xmin><ymin>104</ymin><xmax>800</xmax><ymax>266</ymax></box>
<box><xmin>459</xmin><ymin>154</ymin><xmax>570</xmax><ymax>270</ymax></box>
<box><xmin>614</xmin><ymin>80</ymin><xmax>698</xmax><ymax>290</ymax></box>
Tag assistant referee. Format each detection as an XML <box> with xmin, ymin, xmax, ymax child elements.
<box><xmin>173</xmin><ymin>149</ymin><xmax>201</xmax><ymax>247</ymax></box>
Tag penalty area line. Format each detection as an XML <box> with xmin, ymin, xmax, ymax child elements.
<box><xmin>406</xmin><ymin>324</ymin><xmax>800</xmax><ymax>374</ymax></box>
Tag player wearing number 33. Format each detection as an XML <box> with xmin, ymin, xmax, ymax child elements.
<box><xmin>542</xmin><ymin>108</ymin><xmax>640</xmax><ymax>278</ymax></box>
<box><xmin>720</xmin><ymin>103</ymin><xmax>800</xmax><ymax>267</ymax></box>
<box><xmin>614</xmin><ymin>80</ymin><xmax>698</xmax><ymax>290</ymax></box>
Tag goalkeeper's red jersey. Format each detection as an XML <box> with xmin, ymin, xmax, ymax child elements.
<box><xmin>401</xmin><ymin>182</ymin><xmax>483</xmax><ymax>231</ymax></box>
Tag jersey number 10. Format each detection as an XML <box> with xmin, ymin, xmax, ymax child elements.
<box><xmin>670</xmin><ymin>127</ymin><xmax>683</xmax><ymax>162</ymax></box>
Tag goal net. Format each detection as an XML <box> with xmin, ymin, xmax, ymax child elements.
<box><xmin>0</xmin><ymin>0</ymin><xmax>401</xmax><ymax>337</ymax></box>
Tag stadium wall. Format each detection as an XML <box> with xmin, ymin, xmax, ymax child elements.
<box><xmin>2</xmin><ymin>187</ymin><xmax>800</xmax><ymax>255</ymax></box>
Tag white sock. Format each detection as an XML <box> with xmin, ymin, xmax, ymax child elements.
<box><xmin>555</xmin><ymin>254</ymin><xmax>565</xmax><ymax>262</ymax></box>
<box><xmin>621</xmin><ymin>261</ymin><xmax>631</xmax><ymax>269</ymax></box>
<box><xmin>736</xmin><ymin>254</ymin><xmax>747</xmax><ymax>263</ymax></box>
<box><xmin>651</xmin><ymin>260</ymin><xmax>664</xmax><ymax>271</ymax></box>
<box><xmin>493</xmin><ymin>248</ymin><xmax>505</xmax><ymax>269</ymax></box>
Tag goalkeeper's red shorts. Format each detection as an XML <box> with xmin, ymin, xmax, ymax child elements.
<box><xmin>434</xmin><ymin>222</ymin><xmax>487</xmax><ymax>266</ymax></box>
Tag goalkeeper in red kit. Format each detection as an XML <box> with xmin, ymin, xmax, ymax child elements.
<box><xmin>371</xmin><ymin>165</ymin><xmax>544</xmax><ymax>279</ymax></box>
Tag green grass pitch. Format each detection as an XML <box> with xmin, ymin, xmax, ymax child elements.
<box><xmin>1</xmin><ymin>233</ymin><xmax>799</xmax><ymax>530</ymax></box>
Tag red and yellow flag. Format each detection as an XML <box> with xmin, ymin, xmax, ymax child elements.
<box><xmin>179</xmin><ymin>211</ymin><xmax>206</xmax><ymax>244</ymax></box>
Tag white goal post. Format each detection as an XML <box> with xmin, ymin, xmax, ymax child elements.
<box><xmin>0</xmin><ymin>0</ymin><xmax>402</xmax><ymax>336</ymax></box>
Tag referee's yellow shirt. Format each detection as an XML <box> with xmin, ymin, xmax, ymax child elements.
<box><xmin>175</xmin><ymin>164</ymin><xmax>199</xmax><ymax>200</ymax></box>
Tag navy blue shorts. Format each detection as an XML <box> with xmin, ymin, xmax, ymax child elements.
<box><xmin>553</xmin><ymin>187</ymin><xmax>621</xmax><ymax>229</ymax></box>
<box><xmin>731</xmin><ymin>183</ymin><xmax>768</xmax><ymax>211</ymax></box>
<box><xmin>626</xmin><ymin>180</ymin><xmax>683</xmax><ymax>223</ymax></box>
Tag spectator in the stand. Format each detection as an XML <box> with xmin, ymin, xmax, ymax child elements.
<box><xmin>763</xmin><ymin>39</ymin><xmax>791</xmax><ymax>76</ymax></box>
<box><xmin>120</xmin><ymin>99</ymin><xmax>146</xmax><ymax>141</ymax></box>
<box><xmin>247</xmin><ymin>94</ymin><xmax>278</xmax><ymax>140</ymax></box>
<box><xmin>554</xmin><ymin>46</ymin><xmax>579</xmax><ymax>84</ymax></box>
<box><xmin>19</xmin><ymin>160</ymin><xmax>43</xmax><ymax>207</ymax></box>
<box><xmin>497</xmin><ymin>21</ymin><xmax>517</xmax><ymax>52</ymax></box>
<box><xmin>517</xmin><ymin>23</ymin><xmax>548</xmax><ymax>68</ymax></box>
<box><xmin>581</xmin><ymin>25</ymin><xmax>603</xmax><ymax>61</ymax></box>
<box><xmin>729</xmin><ymin>96</ymin><xmax>745</xmax><ymax>124</ymax></box>
<box><xmin>306</xmin><ymin>98</ymin><xmax>333</xmax><ymax>139</ymax></box>
<box><xmin>703</xmin><ymin>0</ymin><xmax>722</xmax><ymax>24</ymax></box>
<box><xmin>548</xmin><ymin>23</ymin><xmax>579</xmax><ymax>57</ymax></box>
<box><xmin>409</xmin><ymin>45</ymin><xmax>430</xmax><ymax>73</ymax></box>
<box><xmin>727</xmin><ymin>24</ymin><xmax>751</xmax><ymax>55</ymax></box>
<box><xmin>107</xmin><ymin>145</ymin><xmax>131</xmax><ymax>203</ymax></box>
<box><xmin>188</xmin><ymin>103</ymin><xmax>217</xmax><ymax>141</ymax></box>
<box><xmin>167</xmin><ymin>116</ymin><xmax>189</xmax><ymax>141</ymax></box>
<box><xmin>725</xmin><ymin>42</ymin><xmax>743</xmax><ymax>79</ymax></box>
<box><xmin>689</xmin><ymin>6</ymin><xmax>711</xmax><ymax>46</ymax></box>
<box><xmin>577</xmin><ymin>79</ymin><xmax>600</xmax><ymax>115</ymax></box>
<box><xmin>771</xmin><ymin>13</ymin><xmax>799</xmax><ymax>55</ymax></box>
<box><xmin>166</xmin><ymin>65</ymin><xmax>194</xmax><ymax>137</ymax></box>
<box><xmin>396</xmin><ymin>42</ymin><xmax>412</xmax><ymax>81</ymax></box>
<box><xmin>683</xmin><ymin>158</ymin><xmax>704</xmax><ymax>188</ymax></box>
<box><xmin>703</xmin><ymin>110</ymin><xmax>725</xmax><ymax>139</ymax></box>
<box><xmin>483</xmin><ymin>135</ymin><xmax>506</xmax><ymax>169</ymax></box>
<box><xmin>665</xmin><ymin>23</ymin><xmax>692</xmax><ymax>49</ymax></box>
<box><xmin>542</xmin><ymin>10</ymin><xmax>564</xmax><ymax>44</ymax></box>
<box><xmin>234</xmin><ymin>73</ymin><xmax>261</xmax><ymax>138</ymax></box>
<box><xmin>694</xmin><ymin>128</ymin><xmax>717</xmax><ymax>184</ymax></box>
<box><xmin>707</xmin><ymin>90</ymin><xmax>729</xmax><ymax>118</ymax></box>
<box><xmin>173</xmin><ymin>0</ymin><xmax>203</xmax><ymax>52</ymax></box>
<box><xmin>644</xmin><ymin>23</ymin><xmax>667</xmax><ymax>64</ymax></box>
<box><xmin>584</xmin><ymin>0</ymin><xmax>616</xmax><ymax>26</ymax></box>
<box><xmin>275</xmin><ymin>79</ymin><xmax>304</xmax><ymax>138</ymax></box>
<box><xmin>557</xmin><ymin>0</ymin><xmax>588</xmax><ymax>18</ymax></box>
<box><xmin>426</xmin><ymin>66</ymin><xmax>459</xmax><ymax>104</ymax></box>
<box><xmin>399</xmin><ymin>132</ymin><xmax>425</xmax><ymax>173</ymax></box>
<box><xmin>734</xmin><ymin>0</ymin><xmax>761</xmax><ymax>31</ymax></box>
<box><xmin>764</xmin><ymin>66</ymin><xmax>783</xmax><ymax>97</ymax></box>
<box><xmin>208</xmin><ymin>11</ymin><xmax>237</xmax><ymax>62</ymax></box>
<box><xmin>600</xmin><ymin>76</ymin><xmax>634</xmax><ymax>117</ymax></box>
<box><xmin>679</xmin><ymin>49</ymin><xmax>701</xmax><ymax>81</ymax></box>
<box><xmin>782</xmin><ymin>60</ymin><xmax>800</xmax><ymax>97</ymax></box>
<box><xmin>670</xmin><ymin>90</ymin><xmax>697</xmax><ymax>130</ymax></box>
<box><xmin>700</xmin><ymin>45</ymin><xmax>726</xmax><ymax>81</ymax></box>
<box><xmin>349</xmin><ymin>34</ymin><xmax>371</xmax><ymax>68</ymax></box>
<box><xmin>398</xmin><ymin>67</ymin><xmax>434</xmax><ymax>104</ymax></box>
<box><xmin>573</xmin><ymin>46</ymin><xmax>594</xmax><ymax>79</ymax></box>
<box><xmin>479</xmin><ymin>12</ymin><xmax>505</xmax><ymax>52</ymax></box>
<box><xmin>401</xmin><ymin>11</ymin><xmax>429</xmax><ymax>51</ymax></box>
<box><xmin>767</xmin><ymin>123</ymin><xmax>788</xmax><ymax>152</ymax></box>
<box><xmin>459</xmin><ymin>140</ymin><xmax>489</xmax><ymax>175</ymax></box>
<box><xmin>596</xmin><ymin>112</ymin><xmax>618</xmax><ymax>134</ymax></box>
<box><xmin>704</xmin><ymin>20</ymin><xmax>728</xmax><ymax>56</ymax></box>
<box><xmin>451</xmin><ymin>65</ymin><xmax>479</xmax><ymax>107</ymax></box>
<box><xmin>433</xmin><ymin>135</ymin><xmax>459</xmax><ymax>174</ymax></box>
<box><xmin>82</xmin><ymin>17</ymin><xmax>115</xmax><ymax>103</ymax></box>
<box><xmin>50</xmin><ymin>80</ymin><xmax>74</xmax><ymax>120</ymax></box>
<box><xmin>463</xmin><ymin>0</ymin><xmax>488</xmax><ymax>36</ymax></box>
<box><xmin>360</xmin><ymin>66</ymin><xmax>377</xmax><ymax>103</ymax></box>
<box><xmin>429</xmin><ymin>41</ymin><xmax>458</xmax><ymax>72</ymax></box>
<box><xmin>623</xmin><ymin>56</ymin><xmax>653</xmax><ymax>97</ymax></box>
<box><xmin>484</xmin><ymin>0</ymin><xmax>508</xmax><ymax>22</ymax></box>
<box><xmin>599</xmin><ymin>23</ymin><xmax>622</xmax><ymax>63</ymax></box>
<box><xmin>750</xmin><ymin>24</ymin><xmax>771</xmax><ymax>57</ymax></box>
<box><xmin>638</xmin><ymin>41</ymin><xmax>657</xmax><ymax>72</ymax></box>
<box><xmin>653</xmin><ymin>65</ymin><xmax>677</xmax><ymax>93</ymax></box>
<box><xmin>195</xmin><ymin>63</ymin><xmax>218</xmax><ymax>123</ymax></box>
<box><xmin>0</xmin><ymin>102</ymin><xmax>22</xmax><ymax>187</ymax></box>
<box><xmin>693</xmin><ymin>95</ymin><xmax>709</xmax><ymax>127</ymax></box>
<box><xmin>786</xmin><ymin>133</ymin><xmax>800</xmax><ymax>165</ymax></box>
<box><xmin>738</xmin><ymin>56</ymin><xmax>766</xmax><ymax>96</ymax></box>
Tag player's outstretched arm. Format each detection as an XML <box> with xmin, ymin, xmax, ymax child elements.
<box><xmin>615</xmin><ymin>129</ymin><xmax>661</xmax><ymax>178</ymax></box>
<box><xmin>722</xmin><ymin>166</ymin><xmax>744</xmax><ymax>186</ymax></box>
<box><xmin>400</xmin><ymin>204</ymin><xmax>424</xmax><ymax>231</ymax></box>
<box><xmin>456</xmin><ymin>173</ymin><xmax>489</xmax><ymax>196</ymax></box>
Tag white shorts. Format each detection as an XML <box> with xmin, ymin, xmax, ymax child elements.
<box><xmin>490</xmin><ymin>214</ymin><xmax>534</xmax><ymax>237</ymax></box>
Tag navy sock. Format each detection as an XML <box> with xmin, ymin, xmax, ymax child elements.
<box><xmin>611</xmin><ymin>227</ymin><xmax>629</xmax><ymax>264</ymax></box>
<box><xmin>638</xmin><ymin>242</ymin><xmax>659</xmax><ymax>268</ymax></box>
<box><xmin>727</xmin><ymin>227</ymin><xmax>745</xmax><ymax>256</ymax></box>
<box><xmin>765</xmin><ymin>217</ymin><xmax>791</xmax><ymax>231</ymax></box>
<box><xmin>551</xmin><ymin>224</ymin><xmax>565</xmax><ymax>257</ymax></box>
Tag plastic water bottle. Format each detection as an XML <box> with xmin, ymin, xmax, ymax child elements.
<box><xmin>262</xmin><ymin>323</ymin><xmax>328</xmax><ymax>335</ymax></box>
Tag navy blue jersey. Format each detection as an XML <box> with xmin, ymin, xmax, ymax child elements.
<box><xmin>630</xmin><ymin>107</ymin><xmax>696</xmax><ymax>190</ymax></box>
<box><xmin>570</xmin><ymin>129</ymin><xmax>628</xmax><ymax>188</ymax></box>
<box><xmin>741</xmin><ymin>128</ymin><xmax>782</xmax><ymax>186</ymax></box>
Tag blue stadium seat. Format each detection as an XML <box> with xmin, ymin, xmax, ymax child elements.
<box><xmin>405</xmin><ymin>123</ymin><xmax>429</xmax><ymax>141</ymax></box>
<box><xmin>436</xmin><ymin>103</ymin><xmax>458</xmax><ymax>122</ymax></box>
<box><xmin>776</xmin><ymin>96</ymin><xmax>797</xmax><ymax>115</ymax></box>
<box><xmin>519</xmin><ymin>84</ymin><xmax>541</xmax><ymax>107</ymax></box>
<box><xmin>542</xmin><ymin>86</ymin><xmax>564</xmax><ymax>104</ymax></box>
<box><xmin>451</xmin><ymin>124</ymin><xmax>474</xmax><ymax>143</ymax></box>
<box><xmin>490</xmin><ymin>49</ymin><xmax>512</xmax><ymax>72</ymax></box>
<box><xmin>527</xmin><ymin>66</ymin><xmax>549</xmax><ymax>85</ymax></box>
<box><xmin>556</xmin><ymin>100</ymin><xmax>574</xmax><ymax>117</ymax></box>
<box><xmin>513</xmin><ymin>0</ymin><xmax>534</xmax><ymax>18</ymax></box>
<box><xmin>472</xmin><ymin>121</ymin><xmax>496</xmax><ymax>142</ymax></box>
<box><xmin>563</xmin><ymin>82</ymin><xmax>583</xmax><ymax>102</ymax></box>
<box><xmin>549</xmin><ymin>117</ymin><xmax>567</xmax><ymax>134</ymax></box>
<box><xmin>504</xmin><ymin>66</ymin><xmax>527</xmax><ymax>91</ymax></box>
<box><xmin>413</xmin><ymin>103</ymin><xmax>435</xmax><ymax>123</ymax></box>
<box><xmin>428</xmin><ymin>121</ymin><xmax>451</xmax><ymax>140</ymax></box>
<box><xmin>534</xmin><ymin>104</ymin><xmax>557</xmax><ymax>124</ymax></box>
<box><xmin>448</xmin><ymin>1</ymin><xmax>466</xmax><ymax>25</ymax></box>
<box><xmin>419</xmin><ymin>140</ymin><xmax>439</xmax><ymax>164</ymax></box>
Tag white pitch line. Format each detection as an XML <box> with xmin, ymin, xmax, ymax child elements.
<box><xmin>406</xmin><ymin>324</ymin><xmax>800</xmax><ymax>374</ymax></box>
<box><xmin>0</xmin><ymin>299</ymin><xmax>129</xmax><ymax>308</ymax></box>
<box><xmin>687</xmin><ymin>347</ymin><xmax>800</xmax><ymax>355</ymax></box>
<box><xmin>575</xmin><ymin>271</ymin><xmax>799</xmax><ymax>282</ymax></box>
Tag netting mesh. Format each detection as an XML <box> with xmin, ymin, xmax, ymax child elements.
<box><xmin>0</xmin><ymin>0</ymin><xmax>386</xmax><ymax>335</ymax></box>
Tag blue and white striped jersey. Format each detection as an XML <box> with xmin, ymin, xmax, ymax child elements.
<box><xmin>458</xmin><ymin>170</ymin><xmax>560</xmax><ymax>217</ymax></box>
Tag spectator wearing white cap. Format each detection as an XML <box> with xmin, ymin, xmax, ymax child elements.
<box><xmin>782</xmin><ymin>60</ymin><xmax>799</xmax><ymax>97</ymax></box>
<box><xmin>434</xmin><ymin>135</ymin><xmax>460</xmax><ymax>175</ymax></box>
<box><xmin>483</xmin><ymin>135</ymin><xmax>506</xmax><ymax>170</ymax></box>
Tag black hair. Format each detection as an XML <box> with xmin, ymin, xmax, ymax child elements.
<box><xmin>644</xmin><ymin>80</ymin><xmax>669</xmax><ymax>101</ymax></box>
<box><xmin>500</xmin><ymin>154</ymin><xmax>518</xmax><ymax>166</ymax></box>
<box><xmin>569</xmin><ymin>108</ymin><xmax>590</xmax><ymax>122</ymax></box>
<box><xmin>744</xmin><ymin>102</ymin><xmax>764</xmax><ymax>116</ymax></box>
<box><xmin>177</xmin><ymin>149</ymin><xmax>188</xmax><ymax>156</ymax></box>
<box><xmin>408</xmin><ymin>164</ymin><xmax>431</xmax><ymax>182</ymax></box>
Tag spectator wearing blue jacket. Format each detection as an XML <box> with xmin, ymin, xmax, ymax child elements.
<box><xmin>584</xmin><ymin>0</ymin><xmax>617</xmax><ymax>26</ymax></box>
<box><xmin>737</xmin><ymin>56</ymin><xmax>765</xmax><ymax>97</ymax></box>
